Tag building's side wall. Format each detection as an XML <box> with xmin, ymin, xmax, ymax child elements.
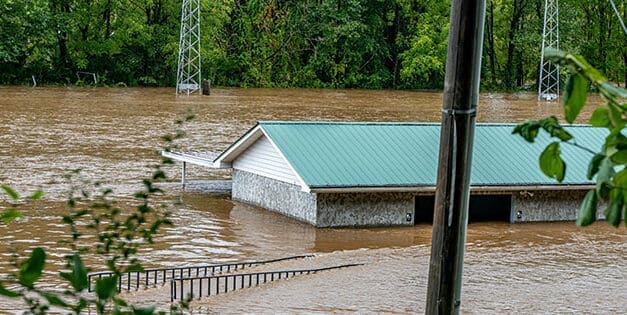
<box><xmin>231</xmin><ymin>175</ymin><xmax>601</xmax><ymax>226</ymax></box>
<box><xmin>231</xmin><ymin>170</ymin><xmax>317</xmax><ymax>224</ymax></box>
<box><xmin>512</xmin><ymin>190</ymin><xmax>604</xmax><ymax>222</ymax></box>
<box><xmin>316</xmin><ymin>192</ymin><xmax>414</xmax><ymax>227</ymax></box>
<box><xmin>232</xmin><ymin>136</ymin><xmax>300</xmax><ymax>185</ymax></box>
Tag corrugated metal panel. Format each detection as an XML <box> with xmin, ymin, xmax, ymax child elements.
<box><xmin>233</xmin><ymin>136</ymin><xmax>300</xmax><ymax>185</ymax></box>
<box><xmin>258</xmin><ymin>122</ymin><xmax>605</xmax><ymax>188</ymax></box>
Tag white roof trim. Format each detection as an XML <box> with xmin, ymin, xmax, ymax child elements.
<box><xmin>212</xmin><ymin>124</ymin><xmax>311</xmax><ymax>192</ymax></box>
<box><xmin>162</xmin><ymin>151</ymin><xmax>215</xmax><ymax>167</ymax></box>
<box><xmin>213</xmin><ymin>125</ymin><xmax>265</xmax><ymax>168</ymax></box>
<box><xmin>259</xmin><ymin>128</ymin><xmax>310</xmax><ymax>192</ymax></box>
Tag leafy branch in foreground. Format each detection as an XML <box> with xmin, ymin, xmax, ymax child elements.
<box><xmin>0</xmin><ymin>114</ymin><xmax>195</xmax><ymax>314</ymax></box>
<box><xmin>513</xmin><ymin>49</ymin><xmax>626</xmax><ymax>227</ymax></box>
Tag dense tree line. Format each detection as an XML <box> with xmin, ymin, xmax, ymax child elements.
<box><xmin>1</xmin><ymin>0</ymin><xmax>625</xmax><ymax>89</ymax></box>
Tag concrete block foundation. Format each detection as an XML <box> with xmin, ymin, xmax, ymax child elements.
<box><xmin>232</xmin><ymin>170</ymin><xmax>317</xmax><ymax>225</ymax></box>
<box><xmin>232</xmin><ymin>170</ymin><xmax>599</xmax><ymax>227</ymax></box>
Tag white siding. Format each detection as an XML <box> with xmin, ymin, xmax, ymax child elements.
<box><xmin>233</xmin><ymin>136</ymin><xmax>299</xmax><ymax>185</ymax></box>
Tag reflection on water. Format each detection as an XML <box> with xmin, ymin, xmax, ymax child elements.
<box><xmin>0</xmin><ymin>86</ymin><xmax>624</xmax><ymax>313</ymax></box>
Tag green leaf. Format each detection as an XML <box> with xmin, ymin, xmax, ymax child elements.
<box><xmin>604</xmin><ymin>197</ymin><xmax>622</xmax><ymax>227</ymax></box>
<box><xmin>0</xmin><ymin>282</ymin><xmax>21</xmax><ymax>298</ymax></box>
<box><xmin>614</xmin><ymin>169</ymin><xmax>627</xmax><ymax>190</ymax></box>
<box><xmin>551</xmin><ymin>128</ymin><xmax>573</xmax><ymax>142</ymax></box>
<box><xmin>522</xmin><ymin>126</ymin><xmax>539</xmax><ymax>142</ymax></box>
<box><xmin>577</xmin><ymin>190</ymin><xmax>597</xmax><ymax>226</ymax></box>
<box><xmin>30</xmin><ymin>190</ymin><xmax>44</xmax><ymax>201</ymax></box>
<box><xmin>589</xmin><ymin>106</ymin><xmax>610</xmax><ymax>127</ymax></box>
<box><xmin>587</xmin><ymin>154</ymin><xmax>605</xmax><ymax>180</ymax></box>
<box><xmin>563</xmin><ymin>74</ymin><xmax>588</xmax><ymax>123</ymax></box>
<box><xmin>539</xmin><ymin>142</ymin><xmax>566</xmax><ymax>182</ymax></box>
<box><xmin>611</xmin><ymin>149</ymin><xmax>627</xmax><ymax>164</ymax></box>
<box><xmin>604</xmin><ymin>128</ymin><xmax>627</xmax><ymax>156</ymax></box>
<box><xmin>512</xmin><ymin>121</ymin><xmax>541</xmax><ymax>142</ymax></box>
<box><xmin>1</xmin><ymin>209</ymin><xmax>24</xmax><ymax>223</ymax></box>
<box><xmin>95</xmin><ymin>275</ymin><xmax>118</xmax><ymax>300</ymax></box>
<box><xmin>596</xmin><ymin>157</ymin><xmax>615</xmax><ymax>182</ymax></box>
<box><xmin>132</xmin><ymin>306</ymin><xmax>156</xmax><ymax>315</ymax></box>
<box><xmin>540</xmin><ymin>116</ymin><xmax>572</xmax><ymax>141</ymax></box>
<box><xmin>608</xmin><ymin>103</ymin><xmax>625</xmax><ymax>128</ymax></box>
<box><xmin>42</xmin><ymin>292</ymin><xmax>68</xmax><ymax>307</ymax></box>
<box><xmin>66</xmin><ymin>253</ymin><xmax>89</xmax><ymax>291</ymax></box>
<box><xmin>1</xmin><ymin>184</ymin><xmax>19</xmax><ymax>201</ymax></box>
<box><xmin>19</xmin><ymin>247</ymin><xmax>46</xmax><ymax>289</ymax></box>
<box><xmin>596</xmin><ymin>157</ymin><xmax>615</xmax><ymax>198</ymax></box>
<box><xmin>115</xmin><ymin>297</ymin><xmax>129</xmax><ymax>307</ymax></box>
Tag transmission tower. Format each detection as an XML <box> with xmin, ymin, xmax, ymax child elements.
<box><xmin>176</xmin><ymin>0</ymin><xmax>201</xmax><ymax>95</ymax></box>
<box><xmin>538</xmin><ymin>0</ymin><xmax>559</xmax><ymax>101</ymax></box>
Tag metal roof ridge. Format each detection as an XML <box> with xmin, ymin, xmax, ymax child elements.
<box><xmin>257</xmin><ymin>121</ymin><xmax>439</xmax><ymax>126</ymax></box>
<box><xmin>257</xmin><ymin>121</ymin><xmax>595</xmax><ymax>128</ymax></box>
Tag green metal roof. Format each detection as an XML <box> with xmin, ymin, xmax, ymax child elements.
<box><xmin>251</xmin><ymin>121</ymin><xmax>605</xmax><ymax>189</ymax></box>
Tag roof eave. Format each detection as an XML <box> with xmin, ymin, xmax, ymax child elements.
<box><xmin>212</xmin><ymin>124</ymin><xmax>264</xmax><ymax>168</ymax></box>
<box><xmin>162</xmin><ymin>151</ymin><xmax>216</xmax><ymax>167</ymax></box>
<box><xmin>309</xmin><ymin>184</ymin><xmax>595</xmax><ymax>194</ymax></box>
<box><xmin>211</xmin><ymin>122</ymin><xmax>313</xmax><ymax>193</ymax></box>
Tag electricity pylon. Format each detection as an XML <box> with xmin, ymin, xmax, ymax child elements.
<box><xmin>538</xmin><ymin>0</ymin><xmax>559</xmax><ymax>101</ymax></box>
<box><xmin>176</xmin><ymin>0</ymin><xmax>201</xmax><ymax>95</ymax></box>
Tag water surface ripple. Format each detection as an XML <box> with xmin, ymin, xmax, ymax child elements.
<box><xmin>0</xmin><ymin>86</ymin><xmax>624</xmax><ymax>313</ymax></box>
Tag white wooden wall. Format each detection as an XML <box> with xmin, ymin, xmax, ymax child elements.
<box><xmin>233</xmin><ymin>136</ymin><xmax>300</xmax><ymax>185</ymax></box>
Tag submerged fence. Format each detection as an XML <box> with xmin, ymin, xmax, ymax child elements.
<box><xmin>87</xmin><ymin>255</ymin><xmax>314</xmax><ymax>292</ymax></box>
<box><xmin>170</xmin><ymin>263</ymin><xmax>364</xmax><ymax>301</ymax></box>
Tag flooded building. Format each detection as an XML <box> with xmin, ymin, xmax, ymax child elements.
<box><xmin>176</xmin><ymin>122</ymin><xmax>605</xmax><ymax>227</ymax></box>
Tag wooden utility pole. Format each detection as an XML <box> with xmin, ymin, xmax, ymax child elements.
<box><xmin>426</xmin><ymin>0</ymin><xmax>485</xmax><ymax>314</ymax></box>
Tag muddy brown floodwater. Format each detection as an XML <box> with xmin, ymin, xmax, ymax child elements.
<box><xmin>0</xmin><ymin>86</ymin><xmax>625</xmax><ymax>313</ymax></box>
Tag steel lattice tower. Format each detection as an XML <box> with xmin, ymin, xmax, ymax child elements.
<box><xmin>176</xmin><ymin>0</ymin><xmax>201</xmax><ymax>95</ymax></box>
<box><xmin>538</xmin><ymin>0</ymin><xmax>559</xmax><ymax>101</ymax></box>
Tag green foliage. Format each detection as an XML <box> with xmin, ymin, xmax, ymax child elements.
<box><xmin>94</xmin><ymin>275</ymin><xmax>118</xmax><ymax>300</ymax></box>
<box><xmin>59</xmin><ymin>253</ymin><xmax>88</xmax><ymax>292</ymax></box>
<box><xmin>0</xmin><ymin>209</ymin><xmax>23</xmax><ymax>223</ymax></box>
<box><xmin>563</xmin><ymin>74</ymin><xmax>589</xmax><ymax>123</ymax></box>
<box><xmin>539</xmin><ymin>142</ymin><xmax>566</xmax><ymax>182</ymax></box>
<box><xmin>30</xmin><ymin>190</ymin><xmax>44</xmax><ymax>200</ymax></box>
<box><xmin>1</xmin><ymin>184</ymin><xmax>20</xmax><ymax>201</ymax></box>
<box><xmin>514</xmin><ymin>50</ymin><xmax>627</xmax><ymax>227</ymax></box>
<box><xmin>19</xmin><ymin>247</ymin><xmax>46</xmax><ymax>289</ymax></box>
<box><xmin>589</xmin><ymin>107</ymin><xmax>611</xmax><ymax>127</ymax></box>
<box><xmin>0</xmin><ymin>282</ymin><xmax>21</xmax><ymax>298</ymax></box>
<box><xmin>0</xmin><ymin>184</ymin><xmax>34</xmax><ymax>223</ymax></box>
<box><xmin>512</xmin><ymin>116</ymin><xmax>573</xmax><ymax>144</ymax></box>
<box><xmin>398</xmin><ymin>0</ymin><xmax>450</xmax><ymax>89</ymax></box>
<box><xmin>0</xmin><ymin>0</ymin><xmax>625</xmax><ymax>88</ymax></box>
<box><xmin>577</xmin><ymin>190</ymin><xmax>597</xmax><ymax>226</ymax></box>
<box><xmin>0</xmin><ymin>118</ymin><xmax>193</xmax><ymax>313</ymax></box>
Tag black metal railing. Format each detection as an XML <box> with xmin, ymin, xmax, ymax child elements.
<box><xmin>170</xmin><ymin>263</ymin><xmax>364</xmax><ymax>302</ymax></box>
<box><xmin>87</xmin><ymin>255</ymin><xmax>314</xmax><ymax>292</ymax></box>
